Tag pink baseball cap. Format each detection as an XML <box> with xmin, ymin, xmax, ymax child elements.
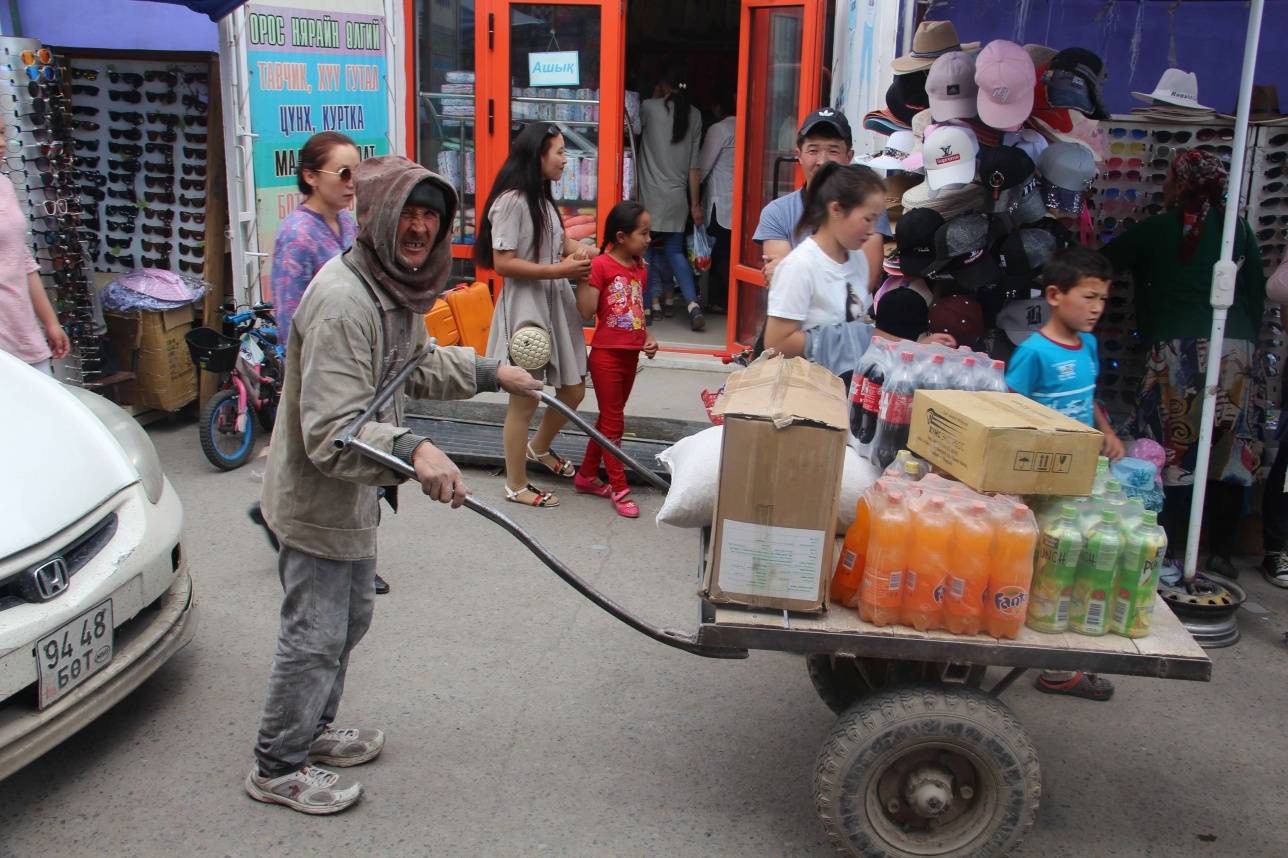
<box><xmin>974</xmin><ymin>40</ymin><xmax>1036</xmax><ymax>130</ymax></box>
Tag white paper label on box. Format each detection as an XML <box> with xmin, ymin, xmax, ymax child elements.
<box><xmin>717</xmin><ymin>520</ymin><xmax>826</xmax><ymax>599</ymax></box>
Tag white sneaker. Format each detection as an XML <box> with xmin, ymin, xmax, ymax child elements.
<box><xmin>244</xmin><ymin>764</ymin><xmax>362</xmax><ymax>815</ymax></box>
<box><xmin>308</xmin><ymin>726</ymin><xmax>385</xmax><ymax>767</ymax></box>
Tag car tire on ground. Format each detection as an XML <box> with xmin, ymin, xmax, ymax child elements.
<box><xmin>814</xmin><ymin>684</ymin><xmax>1041</xmax><ymax>858</ymax></box>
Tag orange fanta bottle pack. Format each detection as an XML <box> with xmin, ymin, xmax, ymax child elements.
<box><xmin>984</xmin><ymin>503</ymin><xmax>1039</xmax><ymax>639</ymax></box>
<box><xmin>840</xmin><ymin>458</ymin><xmax>1038</xmax><ymax>640</ymax></box>
<box><xmin>858</xmin><ymin>483</ymin><xmax>910</xmax><ymax>626</ymax></box>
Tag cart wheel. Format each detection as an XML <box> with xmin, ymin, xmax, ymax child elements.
<box><xmin>814</xmin><ymin>685</ymin><xmax>1040</xmax><ymax>858</ymax></box>
<box><xmin>806</xmin><ymin>655</ymin><xmax>874</xmax><ymax>714</ymax></box>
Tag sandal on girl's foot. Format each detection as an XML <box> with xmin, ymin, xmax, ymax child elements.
<box><xmin>504</xmin><ymin>483</ymin><xmax>559</xmax><ymax>507</ymax></box>
<box><xmin>1034</xmin><ymin>671</ymin><xmax>1114</xmax><ymax>701</ymax></box>
<box><xmin>526</xmin><ymin>443</ymin><xmax>575</xmax><ymax>478</ymax></box>
<box><xmin>573</xmin><ymin>472</ymin><xmax>612</xmax><ymax>497</ymax></box>
<box><xmin>611</xmin><ymin>488</ymin><xmax>640</xmax><ymax>518</ymax></box>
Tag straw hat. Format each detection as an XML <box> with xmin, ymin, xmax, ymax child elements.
<box><xmin>892</xmin><ymin>21</ymin><xmax>981</xmax><ymax>74</ymax></box>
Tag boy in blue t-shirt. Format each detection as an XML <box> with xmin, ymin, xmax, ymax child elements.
<box><xmin>1006</xmin><ymin>245</ymin><xmax>1126</xmax><ymax>460</ymax></box>
<box><xmin>1005</xmin><ymin>245</ymin><xmax>1125</xmax><ymax>703</ymax></box>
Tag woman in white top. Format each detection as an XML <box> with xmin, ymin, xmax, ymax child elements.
<box><xmin>764</xmin><ymin>162</ymin><xmax>886</xmax><ymax>383</ymax></box>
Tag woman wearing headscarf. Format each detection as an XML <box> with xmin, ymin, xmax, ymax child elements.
<box><xmin>1101</xmin><ymin>150</ymin><xmax>1264</xmax><ymax>579</ymax></box>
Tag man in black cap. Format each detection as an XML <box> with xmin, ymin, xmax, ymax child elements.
<box><xmin>754</xmin><ymin>107</ymin><xmax>892</xmax><ymax>291</ymax></box>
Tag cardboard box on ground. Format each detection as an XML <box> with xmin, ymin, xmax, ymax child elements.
<box><xmin>703</xmin><ymin>356</ymin><xmax>848</xmax><ymax>614</ymax></box>
<box><xmin>105</xmin><ymin>305</ymin><xmax>198</xmax><ymax>412</ymax></box>
<box><xmin>908</xmin><ymin>390</ymin><xmax>1102</xmax><ymax>496</ymax></box>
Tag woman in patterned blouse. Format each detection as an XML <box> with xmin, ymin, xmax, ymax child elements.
<box><xmin>271</xmin><ymin>131</ymin><xmax>360</xmax><ymax>345</ymax></box>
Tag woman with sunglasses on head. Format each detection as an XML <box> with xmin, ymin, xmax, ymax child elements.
<box><xmin>270</xmin><ymin>131</ymin><xmax>360</xmax><ymax>347</ymax></box>
<box><xmin>0</xmin><ymin>115</ymin><xmax>68</xmax><ymax>375</ymax></box>
<box><xmin>1101</xmin><ymin>149</ymin><xmax>1264</xmax><ymax>581</ymax></box>
<box><xmin>476</xmin><ymin>122</ymin><xmax>594</xmax><ymax>508</ymax></box>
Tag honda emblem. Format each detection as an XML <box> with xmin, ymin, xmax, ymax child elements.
<box><xmin>31</xmin><ymin>558</ymin><xmax>69</xmax><ymax>600</ymax></box>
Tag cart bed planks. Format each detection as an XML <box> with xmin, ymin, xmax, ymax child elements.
<box><xmin>699</xmin><ymin>593</ymin><xmax>1211</xmax><ymax>681</ymax></box>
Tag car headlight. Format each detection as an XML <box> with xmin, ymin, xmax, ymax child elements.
<box><xmin>65</xmin><ymin>386</ymin><xmax>166</xmax><ymax>503</ymax></box>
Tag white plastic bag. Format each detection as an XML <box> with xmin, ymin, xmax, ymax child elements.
<box><xmin>656</xmin><ymin>427</ymin><xmax>881</xmax><ymax>534</ymax></box>
<box><xmin>656</xmin><ymin>426</ymin><xmax>722</xmax><ymax>528</ymax></box>
<box><xmin>686</xmin><ymin>225</ymin><xmax>713</xmax><ymax>273</ymax></box>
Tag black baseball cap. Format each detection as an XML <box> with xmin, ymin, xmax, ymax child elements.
<box><xmin>874</xmin><ymin>286</ymin><xmax>930</xmax><ymax>340</ymax></box>
<box><xmin>1044</xmin><ymin>47</ymin><xmax>1111</xmax><ymax>120</ymax></box>
<box><xmin>925</xmin><ymin>212</ymin><xmax>991</xmax><ymax>275</ymax></box>
<box><xmin>890</xmin><ymin>207</ymin><xmax>944</xmax><ymax>279</ymax></box>
<box><xmin>977</xmin><ymin>145</ymin><xmax>1046</xmax><ymax>227</ymax></box>
<box><xmin>885</xmin><ymin>69</ymin><xmax>931</xmax><ymax>125</ymax></box>
<box><xmin>798</xmin><ymin>108</ymin><xmax>853</xmax><ymax>147</ymax></box>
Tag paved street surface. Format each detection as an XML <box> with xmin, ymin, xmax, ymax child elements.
<box><xmin>3</xmin><ymin>397</ymin><xmax>1288</xmax><ymax>857</ymax></box>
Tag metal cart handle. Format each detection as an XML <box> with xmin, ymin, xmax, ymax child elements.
<box><xmin>336</xmin><ymin>346</ymin><xmax>743</xmax><ymax>661</ymax></box>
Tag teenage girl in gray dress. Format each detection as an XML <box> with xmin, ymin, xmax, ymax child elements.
<box><xmin>476</xmin><ymin>122</ymin><xmax>595</xmax><ymax>507</ymax></box>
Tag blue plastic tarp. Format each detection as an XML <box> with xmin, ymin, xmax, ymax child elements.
<box><xmin>138</xmin><ymin>0</ymin><xmax>249</xmax><ymax>22</ymax></box>
<box><xmin>929</xmin><ymin>1</ymin><xmax>1286</xmax><ymax>116</ymax></box>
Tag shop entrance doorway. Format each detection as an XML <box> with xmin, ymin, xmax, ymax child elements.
<box><xmin>625</xmin><ymin>0</ymin><xmax>740</xmax><ymax>353</ymax></box>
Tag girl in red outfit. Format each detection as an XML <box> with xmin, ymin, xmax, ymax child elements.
<box><xmin>574</xmin><ymin>201</ymin><xmax>659</xmax><ymax>517</ymax></box>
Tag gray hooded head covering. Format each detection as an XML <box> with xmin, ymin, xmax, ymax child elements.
<box><xmin>346</xmin><ymin>155</ymin><xmax>458</xmax><ymax>313</ymax></box>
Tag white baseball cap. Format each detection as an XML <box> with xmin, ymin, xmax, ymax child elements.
<box><xmin>997</xmin><ymin>296</ymin><xmax>1051</xmax><ymax>345</ymax></box>
<box><xmin>924</xmin><ymin>124</ymin><xmax>979</xmax><ymax>191</ymax></box>
<box><xmin>859</xmin><ymin>130</ymin><xmax>925</xmax><ymax>171</ymax></box>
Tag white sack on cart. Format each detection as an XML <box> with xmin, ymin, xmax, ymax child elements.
<box><xmin>656</xmin><ymin>426</ymin><xmax>879</xmax><ymax>532</ymax></box>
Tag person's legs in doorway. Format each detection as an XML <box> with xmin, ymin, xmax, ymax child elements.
<box><xmin>247</xmin><ymin>545</ymin><xmax>376</xmax><ymax>813</ymax></box>
<box><xmin>644</xmin><ymin>242</ymin><xmax>674</xmax><ymax>323</ymax></box>
<box><xmin>658</xmin><ymin>230</ymin><xmax>704</xmax><ymax>331</ymax></box>
<box><xmin>706</xmin><ymin>213</ymin><xmax>730</xmax><ymax>313</ymax></box>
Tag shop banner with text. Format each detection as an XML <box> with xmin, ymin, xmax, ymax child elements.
<box><xmin>245</xmin><ymin>1</ymin><xmax>389</xmax><ymax>294</ymax></box>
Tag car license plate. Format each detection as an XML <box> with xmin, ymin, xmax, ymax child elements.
<box><xmin>36</xmin><ymin>599</ymin><xmax>113</xmax><ymax>710</ymax></box>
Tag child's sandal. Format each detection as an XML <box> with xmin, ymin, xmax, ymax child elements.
<box><xmin>573</xmin><ymin>472</ymin><xmax>612</xmax><ymax>497</ymax></box>
<box><xmin>610</xmin><ymin>488</ymin><xmax>639</xmax><ymax>519</ymax></box>
<box><xmin>526</xmin><ymin>443</ymin><xmax>575</xmax><ymax>478</ymax></box>
<box><xmin>504</xmin><ymin>483</ymin><xmax>559</xmax><ymax>507</ymax></box>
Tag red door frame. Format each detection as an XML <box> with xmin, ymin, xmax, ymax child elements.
<box><xmin>726</xmin><ymin>0</ymin><xmax>826</xmax><ymax>352</ymax></box>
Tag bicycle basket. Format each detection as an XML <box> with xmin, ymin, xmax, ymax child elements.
<box><xmin>185</xmin><ymin>327</ymin><xmax>241</xmax><ymax>374</ymax></box>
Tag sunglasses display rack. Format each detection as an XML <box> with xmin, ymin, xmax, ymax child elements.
<box><xmin>1086</xmin><ymin>118</ymin><xmax>1288</xmax><ymax>446</ymax></box>
<box><xmin>0</xmin><ymin>37</ymin><xmax>106</xmax><ymax>388</ymax></box>
<box><xmin>59</xmin><ymin>56</ymin><xmax>211</xmax><ymax>277</ymax></box>
<box><xmin>1246</xmin><ymin>127</ymin><xmax>1288</xmax><ymax>457</ymax></box>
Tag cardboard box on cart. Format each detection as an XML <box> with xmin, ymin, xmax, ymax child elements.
<box><xmin>908</xmin><ymin>390</ymin><xmax>1102</xmax><ymax>496</ymax></box>
<box><xmin>703</xmin><ymin>357</ymin><xmax>848</xmax><ymax>613</ymax></box>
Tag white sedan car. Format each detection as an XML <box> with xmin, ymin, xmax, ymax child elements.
<box><xmin>0</xmin><ymin>351</ymin><xmax>196</xmax><ymax>781</ymax></box>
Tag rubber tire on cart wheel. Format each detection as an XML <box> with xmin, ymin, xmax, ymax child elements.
<box><xmin>807</xmin><ymin>655</ymin><xmax>874</xmax><ymax>714</ymax></box>
<box><xmin>814</xmin><ymin>685</ymin><xmax>1041</xmax><ymax>858</ymax></box>
<box><xmin>199</xmin><ymin>388</ymin><xmax>256</xmax><ymax>470</ymax></box>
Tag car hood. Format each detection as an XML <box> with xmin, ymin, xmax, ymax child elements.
<box><xmin>1</xmin><ymin>353</ymin><xmax>138</xmax><ymax>558</ymax></box>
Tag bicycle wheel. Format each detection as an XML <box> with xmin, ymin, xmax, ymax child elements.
<box><xmin>199</xmin><ymin>388</ymin><xmax>255</xmax><ymax>470</ymax></box>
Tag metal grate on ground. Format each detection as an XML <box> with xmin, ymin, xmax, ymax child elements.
<box><xmin>405</xmin><ymin>415</ymin><xmax>671</xmax><ymax>484</ymax></box>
